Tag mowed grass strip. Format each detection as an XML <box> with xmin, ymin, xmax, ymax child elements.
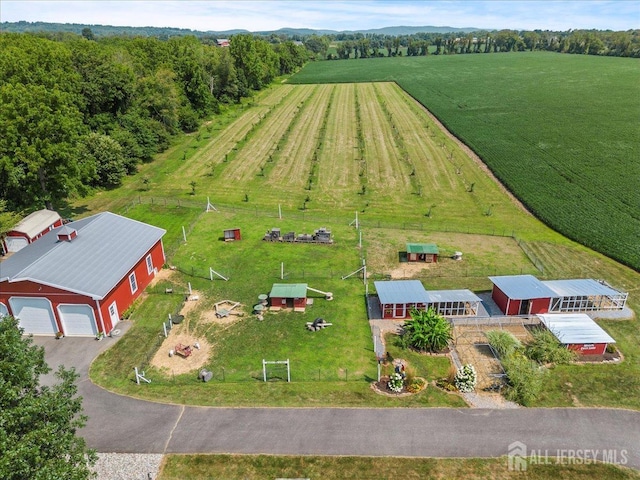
<box><xmin>317</xmin><ymin>83</ymin><xmax>360</xmax><ymax>196</ymax></box>
<box><xmin>158</xmin><ymin>454</ymin><xmax>640</xmax><ymax>480</ymax></box>
<box><xmin>377</xmin><ymin>82</ymin><xmax>458</xmax><ymax>193</ymax></box>
<box><xmin>175</xmin><ymin>85</ymin><xmax>296</xmax><ymax>180</ymax></box>
<box><xmin>357</xmin><ymin>83</ymin><xmax>411</xmax><ymax>193</ymax></box>
<box><xmin>220</xmin><ymin>85</ymin><xmax>316</xmax><ymax>182</ymax></box>
<box><xmin>267</xmin><ymin>84</ymin><xmax>333</xmax><ymax>187</ymax></box>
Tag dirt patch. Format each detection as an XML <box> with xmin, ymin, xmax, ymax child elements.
<box><xmin>371</xmin><ymin>376</ymin><xmax>427</xmax><ymax>397</ymax></box>
<box><xmin>150</xmin><ymin>327</ymin><xmax>212</xmax><ymax>375</ymax></box>
<box><xmin>148</xmin><ymin>267</ymin><xmax>175</xmax><ymax>288</ymax></box>
<box><xmin>387</xmin><ymin>262</ymin><xmax>434</xmax><ymax>279</ymax></box>
<box><xmin>453</xmin><ymin>323</ymin><xmax>533</xmax><ymax>390</ymax></box>
<box><xmin>179</xmin><ymin>291</ymin><xmax>202</xmax><ymax>317</ymax></box>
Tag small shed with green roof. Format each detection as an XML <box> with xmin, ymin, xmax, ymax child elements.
<box><xmin>269</xmin><ymin>283</ymin><xmax>308</xmax><ymax>312</ymax></box>
<box><xmin>406</xmin><ymin>243</ymin><xmax>439</xmax><ymax>263</ymax></box>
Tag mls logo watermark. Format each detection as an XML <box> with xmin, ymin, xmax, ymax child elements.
<box><xmin>508</xmin><ymin>441</ymin><xmax>528</xmax><ymax>471</ymax></box>
<box><xmin>507</xmin><ymin>441</ymin><xmax>628</xmax><ymax>471</ymax></box>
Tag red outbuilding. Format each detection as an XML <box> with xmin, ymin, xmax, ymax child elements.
<box><xmin>537</xmin><ymin>313</ymin><xmax>616</xmax><ymax>356</ymax></box>
<box><xmin>223</xmin><ymin>228</ymin><xmax>242</xmax><ymax>241</ymax></box>
<box><xmin>269</xmin><ymin>283</ymin><xmax>308</xmax><ymax>312</ymax></box>
<box><xmin>0</xmin><ymin>212</ymin><xmax>166</xmax><ymax>337</ymax></box>
<box><xmin>2</xmin><ymin>209</ymin><xmax>63</xmax><ymax>253</ymax></box>
<box><xmin>488</xmin><ymin>275</ymin><xmax>556</xmax><ymax>316</ymax></box>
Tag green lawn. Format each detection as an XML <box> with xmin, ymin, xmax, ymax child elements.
<box><xmin>158</xmin><ymin>454</ymin><xmax>640</xmax><ymax>480</ymax></box>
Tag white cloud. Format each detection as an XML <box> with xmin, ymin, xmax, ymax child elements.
<box><xmin>1</xmin><ymin>1</ymin><xmax>638</xmax><ymax>31</ymax></box>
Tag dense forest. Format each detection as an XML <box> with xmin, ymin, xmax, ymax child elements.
<box><xmin>0</xmin><ymin>32</ymin><xmax>308</xmax><ymax>214</ymax></box>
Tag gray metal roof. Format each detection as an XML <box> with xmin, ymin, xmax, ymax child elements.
<box><xmin>0</xmin><ymin>212</ymin><xmax>165</xmax><ymax>299</ymax></box>
<box><xmin>538</xmin><ymin>314</ymin><xmax>616</xmax><ymax>344</ymax></box>
<box><xmin>488</xmin><ymin>275</ymin><xmax>557</xmax><ymax>300</ymax></box>
<box><xmin>374</xmin><ymin>280</ymin><xmax>430</xmax><ymax>304</ymax></box>
<box><xmin>542</xmin><ymin>279</ymin><xmax>625</xmax><ymax>297</ymax></box>
<box><xmin>10</xmin><ymin>209</ymin><xmax>61</xmax><ymax>238</ymax></box>
<box><xmin>427</xmin><ymin>289</ymin><xmax>482</xmax><ymax>304</ymax></box>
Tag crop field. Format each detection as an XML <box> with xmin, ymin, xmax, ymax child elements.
<box><xmin>289</xmin><ymin>52</ymin><xmax>640</xmax><ymax>270</ymax></box>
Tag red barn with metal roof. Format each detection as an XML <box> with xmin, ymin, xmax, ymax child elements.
<box><xmin>0</xmin><ymin>212</ymin><xmax>165</xmax><ymax>337</ymax></box>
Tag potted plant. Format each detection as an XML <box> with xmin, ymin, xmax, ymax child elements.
<box><xmin>55</xmin><ymin>331</ymin><xmax>64</xmax><ymax>340</ymax></box>
<box><xmin>95</xmin><ymin>332</ymin><xmax>104</xmax><ymax>341</ymax></box>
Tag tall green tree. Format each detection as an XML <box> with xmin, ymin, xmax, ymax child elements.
<box><xmin>0</xmin><ymin>316</ymin><xmax>97</xmax><ymax>479</ymax></box>
<box><xmin>0</xmin><ymin>83</ymin><xmax>87</xmax><ymax>210</ymax></box>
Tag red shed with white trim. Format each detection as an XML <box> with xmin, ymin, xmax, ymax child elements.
<box><xmin>2</xmin><ymin>209</ymin><xmax>63</xmax><ymax>253</ymax></box>
<box><xmin>537</xmin><ymin>313</ymin><xmax>616</xmax><ymax>356</ymax></box>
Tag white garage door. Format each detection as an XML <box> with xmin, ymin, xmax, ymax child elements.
<box><xmin>6</xmin><ymin>236</ymin><xmax>29</xmax><ymax>252</ymax></box>
<box><xmin>58</xmin><ymin>304</ymin><xmax>98</xmax><ymax>337</ymax></box>
<box><xmin>9</xmin><ymin>297</ymin><xmax>58</xmax><ymax>335</ymax></box>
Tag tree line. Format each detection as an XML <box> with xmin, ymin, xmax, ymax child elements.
<box><xmin>0</xmin><ymin>32</ymin><xmax>308</xmax><ymax>213</ymax></box>
<box><xmin>305</xmin><ymin>29</ymin><xmax>640</xmax><ymax>59</ymax></box>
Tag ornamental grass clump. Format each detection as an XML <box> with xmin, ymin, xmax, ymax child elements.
<box><xmin>387</xmin><ymin>372</ymin><xmax>404</xmax><ymax>393</ymax></box>
<box><xmin>486</xmin><ymin>330</ymin><xmax>522</xmax><ymax>359</ymax></box>
<box><xmin>525</xmin><ymin>328</ymin><xmax>577</xmax><ymax>365</ymax></box>
<box><xmin>454</xmin><ymin>364</ymin><xmax>477</xmax><ymax>393</ymax></box>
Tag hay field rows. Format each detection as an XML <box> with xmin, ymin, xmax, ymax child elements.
<box><xmin>150</xmin><ymin>82</ymin><xmax>539</xmax><ymax>238</ymax></box>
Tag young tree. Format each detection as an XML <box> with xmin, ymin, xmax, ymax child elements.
<box><xmin>401</xmin><ymin>307</ymin><xmax>452</xmax><ymax>353</ymax></box>
<box><xmin>0</xmin><ymin>316</ymin><xmax>97</xmax><ymax>479</ymax></box>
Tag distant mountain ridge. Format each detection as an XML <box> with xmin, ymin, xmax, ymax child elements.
<box><xmin>1</xmin><ymin>21</ymin><xmax>482</xmax><ymax>38</ymax></box>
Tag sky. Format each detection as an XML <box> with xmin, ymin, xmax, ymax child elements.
<box><xmin>2</xmin><ymin>1</ymin><xmax>639</xmax><ymax>32</ymax></box>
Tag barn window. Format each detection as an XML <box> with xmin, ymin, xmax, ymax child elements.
<box><xmin>129</xmin><ymin>272</ymin><xmax>138</xmax><ymax>294</ymax></box>
<box><xmin>146</xmin><ymin>254</ymin><xmax>153</xmax><ymax>274</ymax></box>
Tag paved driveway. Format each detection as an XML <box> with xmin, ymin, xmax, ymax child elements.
<box><xmin>33</xmin><ymin>333</ymin><xmax>640</xmax><ymax>470</ymax></box>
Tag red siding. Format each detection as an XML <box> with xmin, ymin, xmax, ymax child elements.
<box><xmin>98</xmin><ymin>240</ymin><xmax>165</xmax><ymax>332</ymax></box>
<box><xmin>492</xmin><ymin>286</ymin><xmax>510</xmax><ymax>314</ymax></box>
<box><xmin>568</xmin><ymin>343</ymin><xmax>607</xmax><ymax>355</ymax></box>
<box><xmin>0</xmin><ymin>279</ymin><xmax>99</xmax><ymax>334</ymax></box>
<box><xmin>1</xmin><ymin>239</ymin><xmax>165</xmax><ymax>335</ymax></box>
<box><xmin>530</xmin><ymin>297</ymin><xmax>550</xmax><ymax>315</ymax></box>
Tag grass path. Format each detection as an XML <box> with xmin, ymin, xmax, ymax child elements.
<box><xmin>174</xmin><ymin>85</ymin><xmax>295</xmax><ymax>180</ymax></box>
<box><xmin>357</xmin><ymin>83</ymin><xmax>411</xmax><ymax>193</ymax></box>
<box><xmin>266</xmin><ymin>84</ymin><xmax>333</xmax><ymax>188</ymax></box>
<box><xmin>220</xmin><ymin>85</ymin><xmax>315</xmax><ymax>182</ymax></box>
<box><xmin>316</xmin><ymin>83</ymin><xmax>360</xmax><ymax>199</ymax></box>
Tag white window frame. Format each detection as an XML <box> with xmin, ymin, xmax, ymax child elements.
<box><xmin>145</xmin><ymin>254</ymin><xmax>153</xmax><ymax>274</ymax></box>
<box><xmin>129</xmin><ymin>272</ymin><xmax>138</xmax><ymax>294</ymax></box>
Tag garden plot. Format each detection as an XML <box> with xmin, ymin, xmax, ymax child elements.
<box><xmin>452</xmin><ymin>323</ymin><xmax>532</xmax><ymax>390</ymax></box>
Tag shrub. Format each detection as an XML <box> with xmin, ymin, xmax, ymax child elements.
<box><xmin>454</xmin><ymin>364</ymin><xmax>477</xmax><ymax>393</ymax></box>
<box><xmin>401</xmin><ymin>307</ymin><xmax>452</xmax><ymax>353</ymax></box>
<box><xmin>502</xmin><ymin>352</ymin><xmax>545</xmax><ymax>406</ymax></box>
<box><xmin>436</xmin><ymin>378</ymin><xmax>457</xmax><ymax>392</ymax></box>
<box><xmin>526</xmin><ymin>328</ymin><xmax>577</xmax><ymax>364</ymax></box>
<box><xmin>407</xmin><ymin>377</ymin><xmax>426</xmax><ymax>393</ymax></box>
<box><xmin>387</xmin><ymin>372</ymin><xmax>404</xmax><ymax>393</ymax></box>
<box><xmin>486</xmin><ymin>330</ymin><xmax>522</xmax><ymax>358</ymax></box>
